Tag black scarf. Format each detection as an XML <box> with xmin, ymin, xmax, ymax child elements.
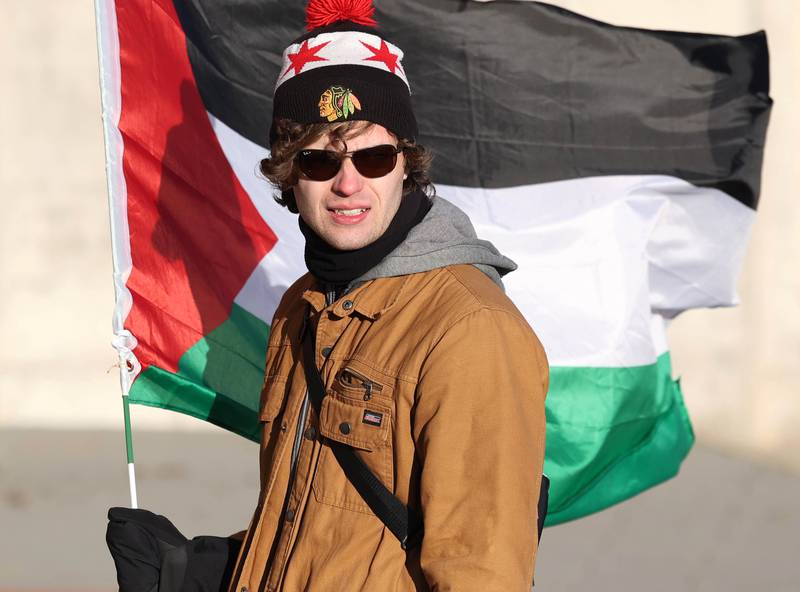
<box><xmin>299</xmin><ymin>189</ymin><xmax>432</xmax><ymax>285</ymax></box>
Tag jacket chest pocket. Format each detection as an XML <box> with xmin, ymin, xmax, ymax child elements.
<box><xmin>312</xmin><ymin>367</ymin><xmax>395</xmax><ymax>514</ymax></box>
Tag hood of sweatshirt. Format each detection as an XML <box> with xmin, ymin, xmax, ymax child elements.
<box><xmin>351</xmin><ymin>195</ymin><xmax>517</xmax><ymax>290</ymax></box>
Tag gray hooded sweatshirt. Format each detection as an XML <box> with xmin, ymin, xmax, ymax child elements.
<box><xmin>351</xmin><ymin>195</ymin><xmax>517</xmax><ymax>290</ymax></box>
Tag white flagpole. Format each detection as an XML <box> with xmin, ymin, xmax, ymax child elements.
<box><xmin>94</xmin><ymin>0</ymin><xmax>141</xmax><ymax>509</ymax></box>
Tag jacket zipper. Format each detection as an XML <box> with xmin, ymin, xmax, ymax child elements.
<box><xmin>289</xmin><ymin>395</ymin><xmax>310</xmax><ymax>482</ymax></box>
<box><xmin>338</xmin><ymin>367</ymin><xmax>383</xmax><ymax>400</ymax></box>
<box><xmin>286</xmin><ymin>286</ymin><xmax>337</xmax><ymax>506</ymax></box>
<box><xmin>268</xmin><ymin>285</ymin><xmax>338</xmax><ymax>588</ymax></box>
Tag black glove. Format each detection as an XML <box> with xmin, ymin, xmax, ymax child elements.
<box><xmin>106</xmin><ymin>507</ymin><xmax>242</xmax><ymax>592</ymax></box>
<box><xmin>106</xmin><ymin>507</ymin><xmax>188</xmax><ymax>592</ymax></box>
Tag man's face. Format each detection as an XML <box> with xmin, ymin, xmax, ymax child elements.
<box><xmin>293</xmin><ymin>123</ymin><xmax>406</xmax><ymax>251</ymax></box>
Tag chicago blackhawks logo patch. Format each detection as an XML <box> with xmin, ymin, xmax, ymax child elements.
<box><xmin>318</xmin><ymin>86</ymin><xmax>362</xmax><ymax>121</ymax></box>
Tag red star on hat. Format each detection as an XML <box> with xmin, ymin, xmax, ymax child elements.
<box><xmin>282</xmin><ymin>39</ymin><xmax>331</xmax><ymax>78</ymax></box>
<box><xmin>360</xmin><ymin>39</ymin><xmax>403</xmax><ymax>75</ymax></box>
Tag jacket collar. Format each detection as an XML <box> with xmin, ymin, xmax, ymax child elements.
<box><xmin>301</xmin><ymin>274</ymin><xmax>412</xmax><ymax>320</ymax></box>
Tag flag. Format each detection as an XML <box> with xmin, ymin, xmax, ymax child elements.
<box><xmin>96</xmin><ymin>0</ymin><xmax>771</xmax><ymax>525</ymax></box>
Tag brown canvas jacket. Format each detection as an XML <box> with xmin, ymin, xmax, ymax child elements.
<box><xmin>230</xmin><ymin>263</ymin><xmax>548</xmax><ymax>592</ymax></box>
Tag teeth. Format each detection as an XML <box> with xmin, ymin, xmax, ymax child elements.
<box><xmin>334</xmin><ymin>208</ymin><xmax>367</xmax><ymax>216</ymax></box>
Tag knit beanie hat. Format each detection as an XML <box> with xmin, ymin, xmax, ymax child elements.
<box><xmin>270</xmin><ymin>0</ymin><xmax>417</xmax><ymax>145</ymax></box>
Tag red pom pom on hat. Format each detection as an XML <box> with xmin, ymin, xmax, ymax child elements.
<box><xmin>306</xmin><ymin>0</ymin><xmax>377</xmax><ymax>31</ymax></box>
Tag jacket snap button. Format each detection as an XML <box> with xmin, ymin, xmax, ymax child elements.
<box><xmin>339</xmin><ymin>422</ymin><xmax>352</xmax><ymax>435</ymax></box>
<box><xmin>285</xmin><ymin>508</ymin><xmax>296</xmax><ymax>522</ymax></box>
<box><xmin>304</xmin><ymin>425</ymin><xmax>317</xmax><ymax>440</ymax></box>
<box><xmin>240</xmin><ymin>587</ymin><xmax>248</xmax><ymax>592</ymax></box>
<box><xmin>280</xmin><ymin>420</ymin><xmax>288</xmax><ymax>432</ymax></box>
<box><xmin>321</xmin><ymin>346</ymin><xmax>332</xmax><ymax>357</ymax></box>
<box><xmin>342</xmin><ymin>300</ymin><xmax>353</xmax><ymax>310</ymax></box>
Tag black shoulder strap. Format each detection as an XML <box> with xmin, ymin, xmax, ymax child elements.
<box><xmin>301</xmin><ymin>316</ymin><xmax>424</xmax><ymax>550</ymax></box>
<box><xmin>301</xmin><ymin>311</ymin><xmax>549</xmax><ymax>549</ymax></box>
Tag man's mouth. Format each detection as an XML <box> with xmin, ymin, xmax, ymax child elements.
<box><xmin>331</xmin><ymin>208</ymin><xmax>369</xmax><ymax>217</ymax></box>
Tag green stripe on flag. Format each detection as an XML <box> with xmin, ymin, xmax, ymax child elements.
<box><xmin>129</xmin><ymin>365</ymin><xmax>261</xmax><ymax>440</ymax></box>
<box><xmin>130</xmin><ymin>311</ymin><xmax>692</xmax><ymax>525</ymax></box>
<box><xmin>544</xmin><ymin>352</ymin><xmax>694</xmax><ymax>525</ymax></box>
<box><xmin>129</xmin><ymin>303</ymin><xmax>269</xmax><ymax>441</ymax></box>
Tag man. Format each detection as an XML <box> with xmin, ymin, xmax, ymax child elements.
<box><xmin>228</xmin><ymin>2</ymin><xmax>549</xmax><ymax>591</ymax></box>
<box><xmin>106</xmin><ymin>2</ymin><xmax>548</xmax><ymax>590</ymax></box>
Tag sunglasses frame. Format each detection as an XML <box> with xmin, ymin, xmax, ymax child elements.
<box><xmin>296</xmin><ymin>144</ymin><xmax>403</xmax><ymax>181</ymax></box>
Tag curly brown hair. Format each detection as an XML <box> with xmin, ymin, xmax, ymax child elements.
<box><xmin>260</xmin><ymin>118</ymin><xmax>434</xmax><ymax>213</ymax></box>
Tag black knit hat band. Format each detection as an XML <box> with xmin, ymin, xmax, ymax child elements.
<box><xmin>270</xmin><ymin>21</ymin><xmax>417</xmax><ymax>145</ymax></box>
<box><xmin>271</xmin><ymin>65</ymin><xmax>417</xmax><ymax>143</ymax></box>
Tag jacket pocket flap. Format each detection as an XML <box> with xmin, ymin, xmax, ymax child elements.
<box><xmin>319</xmin><ymin>393</ymin><xmax>390</xmax><ymax>451</ymax></box>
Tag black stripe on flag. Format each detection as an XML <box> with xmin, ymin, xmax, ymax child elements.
<box><xmin>174</xmin><ymin>0</ymin><xmax>770</xmax><ymax>209</ymax></box>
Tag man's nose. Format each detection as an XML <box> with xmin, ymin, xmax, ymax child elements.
<box><xmin>331</xmin><ymin>157</ymin><xmax>364</xmax><ymax>196</ymax></box>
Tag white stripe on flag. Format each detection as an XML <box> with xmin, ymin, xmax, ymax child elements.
<box><xmin>208</xmin><ymin>114</ymin><xmax>306</xmax><ymax>323</ymax></box>
<box><xmin>212</xmin><ymin>119</ymin><xmax>754</xmax><ymax>368</ymax></box>
<box><xmin>440</xmin><ymin>177</ymin><xmax>754</xmax><ymax>366</ymax></box>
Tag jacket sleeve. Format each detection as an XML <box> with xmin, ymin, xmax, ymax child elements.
<box><xmin>412</xmin><ymin>307</ymin><xmax>549</xmax><ymax>592</ymax></box>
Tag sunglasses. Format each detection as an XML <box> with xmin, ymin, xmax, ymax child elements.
<box><xmin>296</xmin><ymin>144</ymin><xmax>403</xmax><ymax>181</ymax></box>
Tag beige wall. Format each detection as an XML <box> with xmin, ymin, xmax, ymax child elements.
<box><xmin>1</xmin><ymin>1</ymin><xmax>797</xmax><ymax>469</ymax></box>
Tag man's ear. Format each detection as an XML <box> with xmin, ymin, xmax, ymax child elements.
<box><xmin>282</xmin><ymin>187</ymin><xmax>300</xmax><ymax>214</ymax></box>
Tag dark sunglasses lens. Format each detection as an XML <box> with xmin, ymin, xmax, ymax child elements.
<box><xmin>352</xmin><ymin>145</ymin><xmax>398</xmax><ymax>178</ymax></box>
<box><xmin>298</xmin><ymin>150</ymin><xmax>340</xmax><ymax>181</ymax></box>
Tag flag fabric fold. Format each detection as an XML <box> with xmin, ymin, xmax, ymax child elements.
<box><xmin>97</xmin><ymin>0</ymin><xmax>771</xmax><ymax>525</ymax></box>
